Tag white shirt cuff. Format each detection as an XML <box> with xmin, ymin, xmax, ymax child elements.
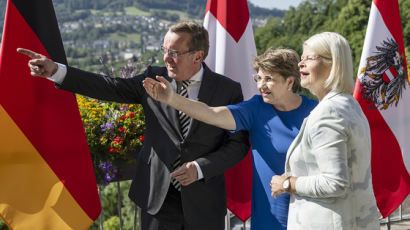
<box><xmin>193</xmin><ymin>161</ymin><xmax>204</xmax><ymax>180</ymax></box>
<box><xmin>49</xmin><ymin>62</ymin><xmax>67</xmax><ymax>84</ymax></box>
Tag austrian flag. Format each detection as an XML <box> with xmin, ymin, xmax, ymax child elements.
<box><xmin>353</xmin><ymin>0</ymin><xmax>410</xmax><ymax>217</ymax></box>
<box><xmin>0</xmin><ymin>0</ymin><xmax>101</xmax><ymax>228</ymax></box>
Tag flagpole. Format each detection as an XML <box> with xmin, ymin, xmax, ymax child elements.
<box><xmin>117</xmin><ymin>181</ymin><xmax>123</xmax><ymax>230</ymax></box>
<box><xmin>99</xmin><ymin>185</ymin><xmax>104</xmax><ymax>230</ymax></box>
<box><xmin>225</xmin><ymin>210</ymin><xmax>231</xmax><ymax>230</ymax></box>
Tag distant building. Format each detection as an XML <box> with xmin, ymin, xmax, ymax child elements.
<box><xmin>145</xmin><ymin>45</ymin><xmax>158</xmax><ymax>51</ymax></box>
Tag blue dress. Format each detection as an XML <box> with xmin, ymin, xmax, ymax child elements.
<box><xmin>227</xmin><ymin>95</ymin><xmax>317</xmax><ymax>229</ymax></box>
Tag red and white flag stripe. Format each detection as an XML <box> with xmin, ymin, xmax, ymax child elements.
<box><xmin>203</xmin><ymin>0</ymin><xmax>256</xmax><ymax>221</ymax></box>
<box><xmin>204</xmin><ymin>0</ymin><xmax>258</xmax><ymax>100</ymax></box>
<box><xmin>354</xmin><ymin>0</ymin><xmax>410</xmax><ymax>217</ymax></box>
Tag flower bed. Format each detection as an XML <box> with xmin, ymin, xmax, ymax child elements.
<box><xmin>77</xmin><ymin>95</ymin><xmax>145</xmax><ymax>185</ymax></box>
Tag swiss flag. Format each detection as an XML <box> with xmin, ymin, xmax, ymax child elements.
<box><xmin>204</xmin><ymin>0</ymin><xmax>257</xmax><ymax>222</ymax></box>
<box><xmin>353</xmin><ymin>0</ymin><xmax>410</xmax><ymax>217</ymax></box>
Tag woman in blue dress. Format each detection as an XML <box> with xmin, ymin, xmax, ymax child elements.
<box><xmin>143</xmin><ymin>48</ymin><xmax>317</xmax><ymax>229</ymax></box>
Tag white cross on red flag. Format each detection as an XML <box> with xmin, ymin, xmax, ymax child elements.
<box><xmin>204</xmin><ymin>0</ymin><xmax>258</xmax><ymax>221</ymax></box>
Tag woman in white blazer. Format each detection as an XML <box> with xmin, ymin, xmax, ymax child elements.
<box><xmin>270</xmin><ymin>32</ymin><xmax>380</xmax><ymax>229</ymax></box>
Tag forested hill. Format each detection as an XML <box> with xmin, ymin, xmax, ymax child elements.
<box><xmin>0</xmin><ymin>0</ymin><xmax>284</xmax><ymax>41</ymax></box>
<box><xmin>254</xmin><ymin>0</ymin><xmax>410</xmax><ymax>74</ymax></box>
<box><xmin>51</xmin><ymin>0</ymin><xmax>284</xmax><ymax>20</ymax></box>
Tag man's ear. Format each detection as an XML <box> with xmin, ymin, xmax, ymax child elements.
<box><xmin>194</xmin><ymin>50</ymin><xmax>204</xmax><ymax>63</ymax></box>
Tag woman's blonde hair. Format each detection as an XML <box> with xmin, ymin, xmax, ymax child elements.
<box><xmin>304</xmin><ymin>32</ymin><xmax>354</xmax><ymax>94</ymax></box>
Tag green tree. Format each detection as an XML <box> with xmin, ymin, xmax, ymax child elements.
<box><xmin>331</xmin><ymin>0</ymin><xmax>371</xmax><ymax>73</ymax></box>
<box><xmin>399</xmin><ymin>0</ymin><xmax>410</xmax><ymax>51</ymax></box>
<box><xmin>89</xmin><ymin>181</ymin><xmax>139</xmax><ymax>230</ymax></box>
<box><xmin>0</xmin><ymin>219</ymin><xmax>9</xmax><ymax>230</ymax></box>
<box><xmin>254</xmin><ymin>0</ymin><xmax>376</xmax><ymax>76</ymax></box>
<box><xmin>254</xmin><ymin>17</ymin><xmax>284</xmax><ymax>54</ymax></box>
<box><xmin>103</xmin><ymin>216</ymin><xmax>120</xmax><ymax>230</ymax></box>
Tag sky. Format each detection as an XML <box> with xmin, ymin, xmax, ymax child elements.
<box><xmin>248</xmin><ymin>0</ymin><xmax>304</xmax><ymax>10</ymax></box>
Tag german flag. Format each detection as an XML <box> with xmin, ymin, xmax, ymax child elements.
<box><xmin>0</xmin><ymin>0</ymin><xmax>101</xmax><ymax>229</ymax></box>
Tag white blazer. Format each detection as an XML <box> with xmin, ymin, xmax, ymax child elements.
<box><xmin>285</xmin><ymin>91</ymin><xmax>380</xmax><ymax>230</ymax></box>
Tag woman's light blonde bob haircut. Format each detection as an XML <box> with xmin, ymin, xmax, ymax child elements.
<box><xmin>304</xmin><ymin>32</ymin><xmax>354</xmax><ymax>94</ymax></box>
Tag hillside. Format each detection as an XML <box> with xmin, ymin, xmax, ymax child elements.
<box><xmin>253</xmin><ymin>0</ymin><xmax>409</xmax><ymax>75</ymax></box>
<box><xmin>48</xmin><ymin>0</ymin><xmax>284</xmax><ymax>23</ymax></box>
<box><xmin>0</xmin><ymin>0</ymin><xmax>284</xmax><ymax>42</ymax></box>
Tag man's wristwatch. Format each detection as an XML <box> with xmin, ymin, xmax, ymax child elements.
<box><xmin>282</xmin><ymin>176</ymin><xmax>291</xmax><ymax>192</ymax></box>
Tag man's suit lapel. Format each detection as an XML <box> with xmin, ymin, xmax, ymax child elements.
<box><xmin>185</xmin><ymin>64</ymin><xmax>218</xmax><ymax>139</ymax></box>
<box><xmin>160</xmin><ymin>99</ymin><xmax>183</xmax><ymax>139</ymax></box>
<box><xmin>150</xmin><ymin>64</ymin><xmax>218</xmax><ymax>141</ymax></box>
<box><xmin>147</xmin><ymin>76</ymin><xmax>183</xmax><ymax>149</ymax></box>
<box><xmin>197</xmin><ymin>64</ymin><xmax>217</xmax><ymax>104</ymax></box>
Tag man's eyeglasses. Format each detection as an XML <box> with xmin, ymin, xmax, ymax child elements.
<box><xmin>300</xmin><ymin>55</ymin><xmax>331</xmax><ymax>62</ymax></box>
<box><xmin>253</xmin><ymin>74</ymin><xmax>275</xmax><ymax>84</ymax></box>
<box><xmin>160</xmin><ymin>46</ymin><xmax>195</xmax><ymax>59</ymax></box>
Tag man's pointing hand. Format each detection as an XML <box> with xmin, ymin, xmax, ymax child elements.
<box><xmin>17</xmin><ymin>48</ymin><xmax>58</xmax><ymax>78</ymax></box>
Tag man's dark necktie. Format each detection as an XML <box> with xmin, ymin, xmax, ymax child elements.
<box><xmin>171</xmin><ymin>80</ymin><xmax>191</xmax><ymax>191</ymax></box>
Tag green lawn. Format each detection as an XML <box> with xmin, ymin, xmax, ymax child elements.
<box><xmin>124</xmin><ymin>7</ymin><xmax>151</xmax><ymax>16</ymax></box>
<box><xmin>88</xmin><ymin>9</ymin><xmax>125</xmax><ymax>16</ymax></box>
<box><xmin>106</xmin><ymin>33</ymin><xmax>141</xmax><ymax>44</ymax></box>
<box><xmin>79</xmin><ymin>7</ymin><xmax>193</xmax><ymax>20</ymax></box>
<box><xmin>80</xmin><ymin>7</ymin><xmax>151</xmax><ymax>17</ymax></box>
<box><xmin>163</xmin><ymin>9</ymin><xmax>191</xmax><ymax>21</ymax></box>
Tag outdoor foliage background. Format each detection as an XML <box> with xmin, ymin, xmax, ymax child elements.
<box><xmin>0</xmin><ymin>0</ymin><xmax>409</xmax><ymax>229</ymax></box>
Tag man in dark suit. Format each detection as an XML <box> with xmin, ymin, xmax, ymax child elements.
<box><xmin>18</xmin><ymin>21</ymin><xmax>249</xmax><ymax>230</ymax></box>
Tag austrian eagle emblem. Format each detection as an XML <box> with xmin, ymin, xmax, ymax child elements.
<box><xmin>358</xmin><ymin>38</ymin><xmax>407</xmax><ymax>110</ymax></box>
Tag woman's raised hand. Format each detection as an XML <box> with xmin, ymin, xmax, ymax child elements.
<box><xmin>143</xmin><ymin>76</ymin><xmax>174</xmax><ymax>104</ymax></box>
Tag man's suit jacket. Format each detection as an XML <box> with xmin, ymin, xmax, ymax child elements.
<box><xmin>57</xmin><ymin>63</ymin><xmax>250</xmax><ymax>229</ymax></box>
<box><xmin>284</xmin><ymin>91</ymin><xmax>379</xmax><ymax>230</ymax></box>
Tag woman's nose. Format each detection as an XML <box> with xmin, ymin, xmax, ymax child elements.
<box><xmin>258</xmin><ymin>81</ymin><xmax>267</xmax><ymax>89</ymax></box>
